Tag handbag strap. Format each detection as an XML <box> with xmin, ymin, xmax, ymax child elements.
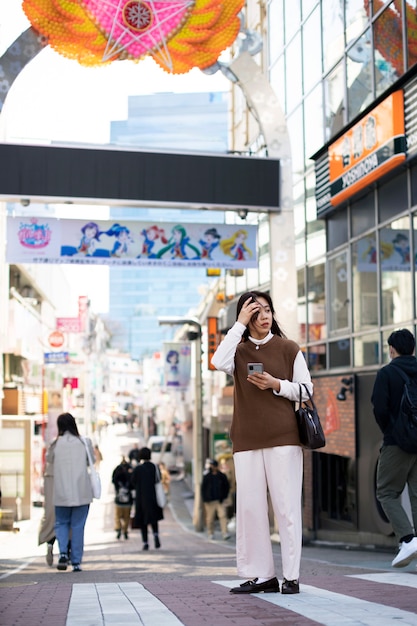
<box><xmin>154</xmin><ymin>463</ymin><xmax>161</xmax><ymax>484</ymax></box>
<box><xmin>298</xmin><ymin>382</ymin><xmax>315</xmax><ymax>407</ymax></box>
<box><xmin>82</xmin><ymin>437</ymin><xmax>94</xmax><ymax>468</ymax></box>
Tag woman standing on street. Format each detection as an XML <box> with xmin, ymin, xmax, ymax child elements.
<box><xmin>211</xmin><ymin>291</ymin><xmax>312</xmax><ymax>595</ymax></box>
<box><xmin>46</xmin><ymin>412</ymin><xmax>93</xmax><ymax>572</ymax></box>
<box><xmin>131</xmin><ymin>447</ymin><xmax>163</xmax><ymax>550</ymax></box>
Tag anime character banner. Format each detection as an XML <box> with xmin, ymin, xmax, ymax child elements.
<box><xmin>163</xmin><ymin>342</ymin><xmax>191</xmax><ymax>389</ymax></box>
<box><xmin>6</xmin><ymin>217</ymin><xmax>258</xmax><ymax>269</ymax></box>
<box><xmin>357</xmin><ymin>228</ymin><xmax>412</xmax><ymax>272</ymax></box>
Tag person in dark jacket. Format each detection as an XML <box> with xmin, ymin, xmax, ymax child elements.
<box><xmin>201</xmin><ymin>459</ymin><xmax>230</xmax><ymax>540</ymax></box>
<box><xmin>112</xmin><ymin>456</ymin><xmax>133</xmax><ymax>540</ymax></box>
<box><xmin>131</xmin><ymin>447</ymin><xmax>163</xmax><ymax>550</ymax></box>
<box><xmin>371</xmin><ymin>328</ymin><xmax>417</xmax><ymax>568</ymax></box>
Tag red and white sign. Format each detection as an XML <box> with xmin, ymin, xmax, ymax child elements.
<box><xmin>48</xmin><ymin>331</ymin><xmax>65</xmax><ymax>348</ymax></box>
<box><xmin>57</xmin><ymin>317</ymin><xmax>80</xmax><ymax>333</ymax></box>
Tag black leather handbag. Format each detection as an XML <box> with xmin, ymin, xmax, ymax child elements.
<box><xmin>295</xmin><ymin>383</ymin><xmax>326</xmax><ymax>450</ymax></box>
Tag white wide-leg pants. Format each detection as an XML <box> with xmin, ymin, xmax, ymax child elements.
<box><xmin>233</xmin><ymin>446</ymin><xmax>303</xmax><ymax>581</ymax></box>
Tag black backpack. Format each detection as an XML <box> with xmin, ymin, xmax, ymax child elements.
<box><xmin>390</xmin><ymin>364</ymin><xmax>417</xmax><ymax>454</ymax></box>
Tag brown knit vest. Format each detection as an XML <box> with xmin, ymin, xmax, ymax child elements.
<box><xmin>231</xmin><ymin>335</ymin><xmax>301</xmax><ymax>453</ymax></box>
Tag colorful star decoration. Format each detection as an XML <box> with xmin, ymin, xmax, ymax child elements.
<box><xmin>22</xmin><ymin>0</ymin><xmax>245</xmax><ymax>73</ymax></box>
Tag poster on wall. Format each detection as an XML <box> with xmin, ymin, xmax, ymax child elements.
<box><xmin>357</xmin><ymin>228</ymin><xmax>412</xmax><ymax>272</ymax></box>
<box><xmin>6</xmin><ymin>217</ymin><xmax>258</xmax><ymax>269</ymax></box>
<box><xmin>163</xmin><ymin>342</ymin><xmax>192</xmax><ymax>389</ymax></box>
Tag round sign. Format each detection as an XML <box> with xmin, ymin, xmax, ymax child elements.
<box><xmin>49</xmin><ymin>331</ymin><xmax>65</xmax><ymax>348</ymax></box>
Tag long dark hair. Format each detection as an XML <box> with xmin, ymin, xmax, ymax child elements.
<box><xmin>236</xmin><ymin>291</ymin><xmax>286</xmax><ymax>341</ymax></box>
<box><xmin>57</xmin><ymin>412</ymin><xmax>80</xmax><ymax>437</ymax></box>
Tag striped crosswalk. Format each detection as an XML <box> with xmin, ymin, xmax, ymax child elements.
<box><xmin>215</xmin><ymin>574</ymin><xmax>417</xmax><ymax>626</ymax></box>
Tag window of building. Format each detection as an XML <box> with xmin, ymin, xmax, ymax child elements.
<box><xmin>302</xmin><ymin>7</ymin><xmax>322</xmax><ymax>95</ymax></box>
<box><xmin>406</xmin><ymin>0</ymin><xmax>417</xmax><ymax>70</ymax></box>
<box><xmin>345</xmin><ymin>0</ymin><xmax>369</xmax><ymax>39</ymax></box>
<box><xmin>268</xmin><ymin>0</ymin><xmax>285</xmax><ymax>63</ymax></box>
<box><xmin>304</xmin><ymin>83</ymin><xmax>325</xmax><ymax>159</ymax></box>
<box><xmin>353</xmin><ymin>332</ymin><xmax>380</xmax><ymax>366</ymax></box>
<box><xmin>378</xmin><ymin>171</ymin><xmax>408</xmax><ymax>223</ymax></box>
<box><xmin>352</xmin><ymin>235</ymin><xmax>379</xmax><ymax>330</ymax></box>
<box><xmin>374</xmin><ymin>3</ymin><xmax>404</xmax><ymax>98</ymax></box>
<box><xmin>308</xmin><ymin>344</ymin><xmax>327</xmax><ymax>370</ymax></box>
<box><xmin>351</xmin><ymin>189</ymin><xmax>375</xmax><ymax>237</ymax></box>
<box><xmin>347</xmin><ymin>29</ymin><xmax>373</xmax><ymax>121</ymax></box>
<box><xmin>322</xmin><ymin>0</ymin><xmax>345</xmax><ymax>71</ymax></box>
<box><xmin>301</xmin><ymin>0</ymin><xmax>319</xmax><ymax>20</ymax></box>
<box><xmin>287</xmin><ymin>105</ymin><xmax>305</xmax><ymax>179</ymax></box>
<box><xmin>324</xmin><ymin>60</ymin><xmax>345</xmax><ymax>140</ymax></box>
<box><xmin>297</xmin><ymin>267</ymin><xmax>307</xmax><ymax>343</ymax></box>
<box><xmin>327</xmin><ymin>207</ymin><xmax>349</xmax><ymax>249</ymax></box>
<box><xmin>284</xmin><ymin>0</ymin><xmax>301</xmax><ymax>42</ymax></box>
<box><xmin>380</xmin><ymin>217</ymin><xmax>413</xmax><ymax>326</ymax></box>
<box><xmin>306</xmin><ymin>219</ymin><xmax>326</xmax><ymax>261</ymax></box>
<box><xmin>329</xmin><ymin>338</ymin><xmax>351</xmax><ymax>367</ymax></box>
<box><xmin>328</xmin><ymin>250</ymin><xmax>350</xmax><ymax>333</ymax></box>
<box><xmin>307</xmin><ymin>261</ymin><xmax>326</xmax><ymax>340</ymax></box>
<box><xmin>285</xmin><ymin>32</ymin><xmax>303</xmax><ymax>113</ymax></box>
<box><xmin>411</xmin><ymin>161</ymin><xmax>417</xmax><ymax>206</ymax></box>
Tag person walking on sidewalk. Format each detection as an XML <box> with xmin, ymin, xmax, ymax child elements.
<box><xmin>46</xmin><ymin>412</ymin><xmax>93</xmax><ymax>572</ymax></box>
<box><xmin>371</xmin><ymin>328</ymin><xmax>417</xmax><ymax>568</ymax></box>
<box><xmin>202</xmin><ymin>459</ymin><xmax>230</xmax><ymax>540</ymax></box>
<box><xmin>38</xmin><ymin>446</ymin><xmax>71</xmax><ymax>566</ymax></box>
<box><xmin>131</xmin><ymin>447</ymin><xmax>163</xmax><ymax>550</ymax></box>
<box><xmin>211</xmin><ymin>291</ymin><xmax>313</xmax><ymax>595</ymax></box>
<box><xmin>112</xmin><ymin>456</ymin><xmax>133</xmax><ymax>540</ymax></box>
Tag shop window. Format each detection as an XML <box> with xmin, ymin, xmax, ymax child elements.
<box><xmin>351</xmin><ymin>189</ymin><xmax>375</xmax><ymax>237</ymax></box>
<box><xmin>307</xmin><ymin>261</ymin><xmax>326</xmax><ymax>341</ymax></box>
<box><xmin>327</xmin><ymin>208</ymin><xmax>348</xmax><ymax>250</ymax></box>
<box><xmin>347</xmin><ymin>29</ymin><xmax>373</xmax><ymax>122</ymax></box>
<box><xmin>352</xmin><ymin>236</ymin><xmax>378</xmax><ymax>330</ymax></box>
<box><xmin>308</xmin><ymin>344</ymin><xmax>327</xmax><ymax>370</ymax></box>
<box><xmin>411</xmin><ymin>161</ymin><xmax>417</xmax><ymax>206</ymax></box>
<box><xmin>297</xmin><ymin>268</ymin><xmax>307</xmax><ymax>344</ymax></box>
<box><xmin>378</xmin><ymin>171</ymin><xmax>408</xmax><ymax>223</ymax></box>
<box><xmin>329</xmin><ymin>250</ymin><xmax>350</xmax><ymax>333</ymax></box>
<box><xmin>380</xmin><ymin>217</ymin><xmax>413</xmax><ymax>326</ymax></box>
<box><xmin>353</xmin><ymin>333</ymin><xmax>380</xmax><ymax>367</ymax></box>
<box><xmin>329</xmin><ymin>338</ymin><xmax>351</xmax><ymax>367</ymax></box>
<box><xmin>374</xmin><ymin>4</ymin><xmax>404</xmax><ymax>97</ymax></box>
<box><xmin>318</xmin><ymin>453</ymin><xmax>356</xmax><ymax>527</ymax></box>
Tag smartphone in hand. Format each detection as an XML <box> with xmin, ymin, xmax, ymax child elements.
<box><xmin>247</xmin><ymin>363</ymin><xmax>264</xmax><ymax>375</ymax></box>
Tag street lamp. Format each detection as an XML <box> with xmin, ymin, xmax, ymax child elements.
<box><xmin>158</xmin><ymin>316</ymin><xmax>204</xmax><ymax>532</ymax></box>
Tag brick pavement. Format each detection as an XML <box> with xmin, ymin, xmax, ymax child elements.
<box><xmin>1</xmin><ymin>426</ymin><xmax>417</xmax><ymax>625</ymax></box>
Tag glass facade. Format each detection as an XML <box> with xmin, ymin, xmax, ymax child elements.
<box><xmin>266</xmin><ymin>0</ymin><xmax>417</xmax><ymax>373</ymax></box>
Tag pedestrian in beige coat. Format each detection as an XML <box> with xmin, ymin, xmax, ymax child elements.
<box><xmin>47</xmin><ymin>413</ymin><xmax>93</xmax><ymax>572</ymax></box>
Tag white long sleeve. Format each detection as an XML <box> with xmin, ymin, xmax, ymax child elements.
<box><xmin>211</xmin><ymin>321</ymin><xmax>246</xmax><ymax>375</ymax></box>
<box><xmin>211</xmin><ymin>321</ymin><xmax>313</xmax><ymax>402</ymax></box>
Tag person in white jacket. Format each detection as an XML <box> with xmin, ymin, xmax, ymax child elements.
<box><xmin>46</xmin><ymin>412</ymin><xmax>93</xmax><ymax>572</ymax></box>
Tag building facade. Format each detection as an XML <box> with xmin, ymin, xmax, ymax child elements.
<box><xmin>214</xmin><ymin>0</ymin><xmax>417</xmax><ymax>545</ymax></box>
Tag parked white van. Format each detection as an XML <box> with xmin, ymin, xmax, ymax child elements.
<box><xmin>147</xmin><ymin>435</ymin><xmax>183</xmax><ymax>473</ymax></box>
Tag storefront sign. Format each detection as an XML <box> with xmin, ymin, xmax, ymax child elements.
<box><xmin>328</xmin><ymin>90</ymin><xmax>406</xmax><ymax>206</ymax></box>
<box><xmin>48</xmin><ymin>331</ymin><xmax>64</xmax><ymax>348</ymax></box>
<box><xmin>57</xmin><ymin>317</ymin><xmax>80</xmax><ymax>333</ymax></box>
<box><xmin>44</xmin><ymin>351</ymin><xmax>69</xmax><ymax>364</ymax></box>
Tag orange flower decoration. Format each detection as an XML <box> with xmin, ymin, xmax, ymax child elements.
<box><xmin>22</xmin><ymin>0</ymin><xmax>245</xmax><ymax>73</ymax></box>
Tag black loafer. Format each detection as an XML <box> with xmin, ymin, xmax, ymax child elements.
<box><xmin>230</xmin><ymin>577</ymin><xmax>280</xmax><ymax>594</ymax></box>
<box><xmin>281</xmin><ymin>578</ymin><xmax>299</xmax><ymax>594</ymax></box>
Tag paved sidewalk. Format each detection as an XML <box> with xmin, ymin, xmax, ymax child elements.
<box><xmin>1</xmin><ymin>425</ymin><xmax>417</xmax><ymax>626</ymax></box>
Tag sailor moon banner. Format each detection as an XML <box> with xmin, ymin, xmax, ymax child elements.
<box><xmin>6</xmin><ymin>217</ymin><xmax>258</xmax><ymax>269</ymax></box>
